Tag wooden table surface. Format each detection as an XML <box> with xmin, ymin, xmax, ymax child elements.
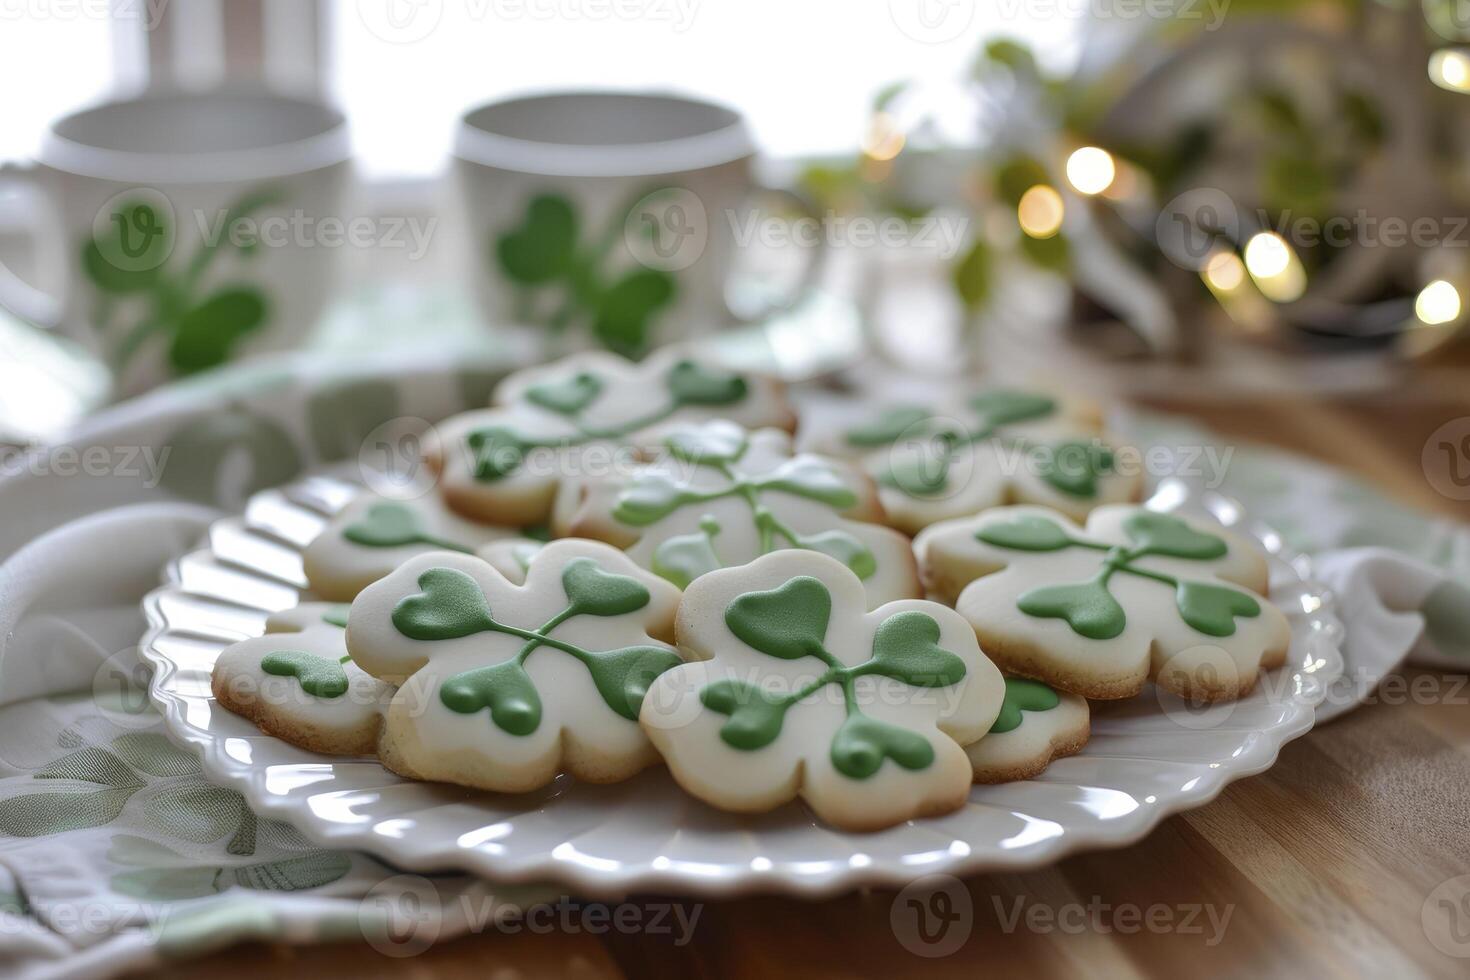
<box><xmin>158</xmin><ymin>382</ymin><xmax>1470</xmax><ymax>980</ymax></box>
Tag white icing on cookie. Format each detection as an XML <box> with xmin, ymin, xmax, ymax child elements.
<box><xmin>915</xmin><ymin>505</ymin><xmax>1290</xmax><ymax>701</ymax></box>
<box><xmin>346</xmin><ymin>540</ymin><xmax>683</xmax><ymax>792</ymax></box>
<box><xmin>212</xmin><ymin>602</ymin><xmax>391</xmax><ymax>756</ymax></box>
<box><xmin>556</xmin><ymin>421</ymin><xmax>921</xmax><ymax>609</ymax></box>
<box><xmin>967</xmin><ymin>678</ymin><xmax>1089</xmax><ymax>783</ymax></box>
<box><xmin>803</xmin><ymin>390</ymin><xmax>1142</xmax><ymax>533</ymax></box>
<box><xmin>641</xmin><ymin>551</ymin><xmax>1005</xmax><ymax>831</ymax></box>
<box><xmin>429</xmin><ymin>347</ymin><xmax>795</xmax><ymax>526</ymax></box>
<box><xmin>303</xmin><ymin>491</ymin><xmax>518</xmax><ymax>600</ymax></box>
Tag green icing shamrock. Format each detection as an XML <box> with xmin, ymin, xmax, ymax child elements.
<box><xmin>465</xmin><ymin>359</ymin><xmax>750</xmax><ymax>484</ymax></box>
<box><xmin>84</xmin><ymin>189</ymin><xmax>281</xmax><ymax>376</ymax></box>
<box><xmin>260</xmin><ymin>650</ymin><xmax>351</xmax><ymax>699</ymax></box>
<box><xmin>494</xmin><ymin>192</ymin><xmax>676</xmax><ymax>357</ymax></box>
<box><xmin>976</xmin><ymin>511</ymin><xmax>1260</xmax><ymax>640</ymax></box>
<box><xmin>847</xmin><ymin>389</ymin><xmax>1117</xmax><ymax>500</ymax></box>
<box><xmin>989</xmin><ymin>677</ymin><xmax>1060</xmax><ymax>734</ymax></box>
<box><xmin>342</xmin><ymin>501</ymin><xmax>473</xmax><ymax>553</ymax></box>
<box><xmin>391</xmin><ymin>559</ymin><xmax>682</xmax><ymax>733</ymax></box>
<box><xmin>612</xmin><ymin>425</ymin><xmax>877</xmax><ymax>587</ymax></box>
<box><xmin>701</xmin><ymin>575</ymin><xmax>967</xmax><ymax>780</ymax></box>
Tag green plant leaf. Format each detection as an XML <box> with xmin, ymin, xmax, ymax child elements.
<box><xmin>167</xmin><ymin>287</ymin><xmax>269</xmax><ymax>374</ymax></box>
<box><xmin>496</xmin><ymin>194</ymin><xmax>579</xmax><ymax>284</ymax></box>
<box><xmin>664</xmin><ymin>360</ymin><xmax>748</xmax><ymax>406</ymax></box>
<box><xmin>724</xmin><ymin>576</ymin><xmax>832</xmax><ymax>661</ymax></box>
<box><xmin>1175</xmin><ymin>581</ymin><xmax>1260</xmax><ymax>637</ymax></box>
<box><xmin>700</xmin><ymin>678</ymin><xmax>792</xmax><ymax>750</ymax></box>
<box><xmin>392</xmin><ymin>567</ymin><xmax>496</xmax><ymax>640</ymax></box>
<box><xmin>1017</xmin><ymin>579</ymin><xmax>1126</xmax><ymax>640</ymax></box>
<box><xmin>583</xmin><ymin>645</ymin><xmax>683</xmax><ymax>720</ymax></box>
<box><xmin>952</xmin><ymin>238</ymin><xmax>992</xmax><ymax>311</ymax></box>
<box><xmin>1122</xmin><ymin>512</ymin><xmax>1227</xmax><ymax>560</ymax></box>
<box><xmin>440</xmin><ymin>659</ymin><xmax>542</xmax><ymax>735</ymax></box>
<box><xmin>795</xmin><ymin>529</ymin><xmax>876</xmax><ymax>580</ymax></box>
<box><xmin>830</xmin><ymin>713</ymin><xmax>935</xmax><ymax>779</ymax></box>
<box><xmin>990</xmin><ymin>677</ymin><xmax>1060</xmax><ymax>734</ymax></box>
<box><xmin>844</xmin><ymin>406</ymin><xmax>931</xmax><ymax>447</ymax></box>
<box><xmin>525</xmin><ymin>371</ymin><xmax>603</xmax><ymax>415</ymax></box>
<box><xmin>591</xmin><ymin>268</ymin><xmax>676</xmax><ymax>356</ymax></box>
<box><xmin>261</xmin><ymin>650</ymin><xmax>350</xmax><ymax>699</ymax></box>
<box><xmin>82</xmin><ymin>240</ymin><xmax>162</xmax><ymax>294</ymax></box>
<box><xmin>561</xmin><ymin>557</ymin><xmax>651</xmax><ymax>617</ymax></box>
<box><xmin>976</xmin><ymin>514</ymin><xmax>1074</xmax><ymax>552</ymax></box>
<box><xmin>868</xmin><ymin>611</ymin><xmax>966</xmax><ymax>688</ymax></box>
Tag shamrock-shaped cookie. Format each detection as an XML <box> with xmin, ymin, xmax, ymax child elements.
<box><xmin>967</xmin><ymin>677</ymin><xmax>1089</xmax><ymax>783</ymax></box>
<box><xmin>556</xmin><ymin>421</ymin><xmax>922</xmax><ymax>608</ymax></box>
<box><xmin>429</xmin><ymin>347</ymin><xmax>795</xmax><ymax>526</ymax></box>
<box><xmin>804</xmin><ymin>388</ymin><xmax>1142</xmax><ymax>533</ymax></box>
<box><xmin>303</xmin><ymin>491</ymin><xmax>521</xmax><ymax>600</ymax></box>
<box><xmin>915</xmin><ymin>505</ymin><xmax>1290</xmax><ymax>701</ymax></box>
<box><xmin>641</xmin><ymin>551</ymin><xmax>1005</xmax><ymax>831</ymax></box>
<box><xmin>212</xmin><ymin>602</ymin><xmax>392</xmax><ymax>756</ymax></box>
<box><xmin>347</xmin><ymin>540</ymin><xmax>684</xmax><ymax>791</ymax></box>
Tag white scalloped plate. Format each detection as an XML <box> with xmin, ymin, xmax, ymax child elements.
<box><xmin>140</xmin><ymin>475</ymin><xmax>1344</xmax><ymax>898</ymax></box>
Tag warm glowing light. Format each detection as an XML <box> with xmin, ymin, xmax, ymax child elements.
<box><xmin>1415</xmin><ymin>279</ymin><xmax>1462</xmax><ymax>325</ymax></box>
<box><xmin>1430</xmin><ymin>49</ymin><xmax>1470</xmax><ymax>93</ymax></box>
<box><xmin>1243</xmin><ymin>232</ymin><xmax>1305</xmax><ymax>302</ymax></box>
<box><xmin>1203</xmin><ymin>251</ymin><xmax>1246</xmax><ymax>292</ymax></box>
<box><xmin>1244</xmin><ymin>233</ymin><xmax>1290</xmax><ymax>278</ymax></box>
<box><xmin>1065</xmin><ymin>147</ymin><xmax>1116</xmax><ymax>196</ymax></box>
<box><xmin>862</xmin><ymin>112</ymin><xmax>906</xmax><ymax>161</ymax></box>
<box><xmin>1017</xmin><ymin>185</ymin><xmax>1064</xmax><ymax>238</ymax></box>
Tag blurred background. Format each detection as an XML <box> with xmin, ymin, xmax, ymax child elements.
<box><xmin>2</xmin><ymin>0</ymin><xmax>1469</xmax><ymax>442</ymax></box>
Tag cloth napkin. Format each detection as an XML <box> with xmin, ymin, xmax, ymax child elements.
<box><xmin>0</xmin><ymin>352</ymin><xmax>1463</xmax><ymax>978</ymax></box>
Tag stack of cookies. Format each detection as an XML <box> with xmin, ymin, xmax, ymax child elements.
<box><xmin>212</xmin><ymin>347</ymin><xmax>1289</xmax><ymax>832</ymax></box>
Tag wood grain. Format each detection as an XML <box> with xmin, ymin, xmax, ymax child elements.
<box><xmin>150</xmin><ymin>388</ymin><xmax>1470</xmax><ymax>979</ymax></box>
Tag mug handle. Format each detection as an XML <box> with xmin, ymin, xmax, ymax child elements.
<box><xmin>0</xmin><ymin>161</ymin><xmax>66</xmax><ymax>332</ymax></box>
<box><xmin>724</xmin><ymin>184</ymin><xmax>829</xmax><ymax>322</ymax></box>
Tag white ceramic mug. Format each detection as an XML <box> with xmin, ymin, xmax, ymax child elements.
<box><xmin>454</xmin><ymin>91</ymin><xmax>824</xmax><ymax>357</ymax></box>
<box><xmin>0</xmin><ymin>88</ymin><xmax>351</xmax><ymax>399</ymax></box>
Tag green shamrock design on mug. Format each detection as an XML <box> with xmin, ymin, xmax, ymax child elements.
<box><xmin>640</xmin><ymin>551</ymin><xmax>1005</xmax><ymax>832</ymax></box>
<box><xmin>84</xmin><ymin>188</ymin><xmax>282</xmax><ymax>375</ymax></box>
<box><xmin>559</xmin><ymin>421</ymin><xmax>924</xmax><ymax>606</ymax></box>
<box><xmin>495</xmin><ymin>192</ymin><xmax>676</xmax><ymax>357</ymax></box>
<box><xmin>344</xmin><ymin>541</ymin><xmax>684</xmax><ymax>792</ymax></box>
